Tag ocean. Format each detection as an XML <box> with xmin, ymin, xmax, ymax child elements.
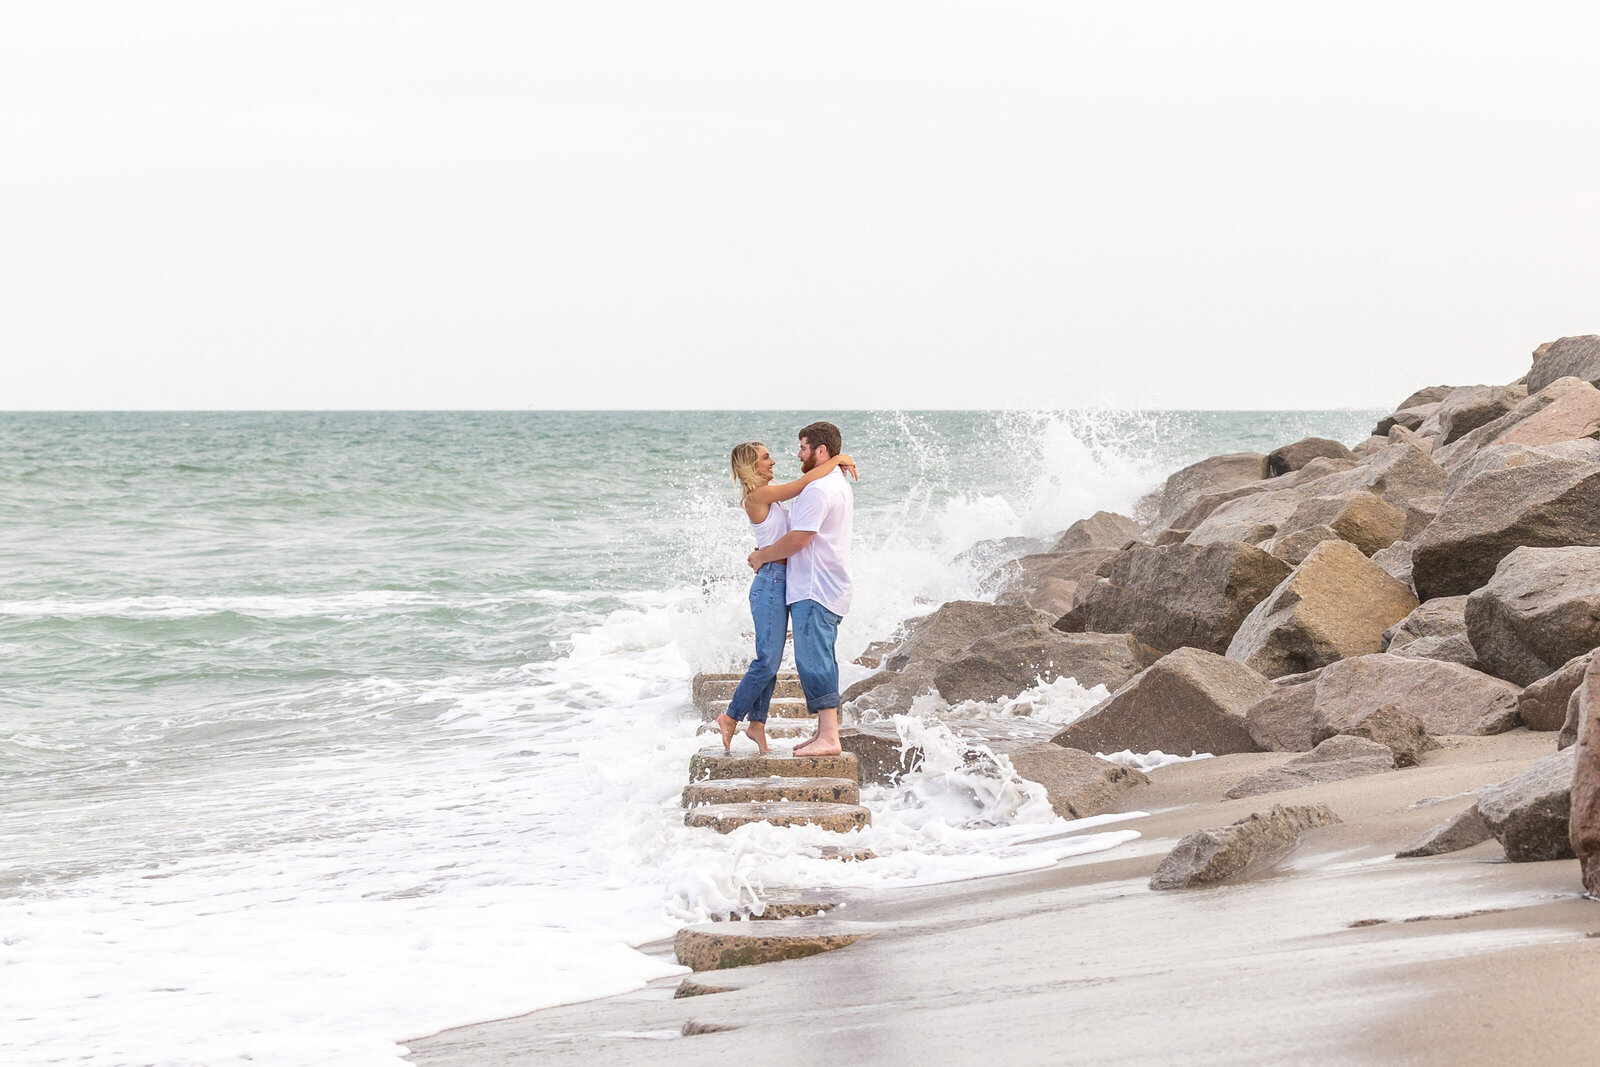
<box><xmin>0</xmin><ymin>409</ymin><xmax>1380</xmax><ymax>1064</ymax></box>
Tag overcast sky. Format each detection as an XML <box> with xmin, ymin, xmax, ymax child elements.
<box><xmin>2</xmin><ymin>2</ymin><xmax>1596</xmax><ymax>410</ymax></box>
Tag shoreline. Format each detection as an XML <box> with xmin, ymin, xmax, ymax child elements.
<box><xmin>404</xmin><ymin>729</ymin><xmax>1600</xmax><ymax>1065</ymax></box>
<box><xmin>409</xmin><ymin>341</ymin><xmax>1600</xmax><ymax>1063</ymax></box>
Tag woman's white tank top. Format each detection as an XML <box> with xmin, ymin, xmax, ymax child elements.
<box><xmin>749</xmin><ymin>501</ymin><xmax>791</xmax><ymax>549</ymax></box>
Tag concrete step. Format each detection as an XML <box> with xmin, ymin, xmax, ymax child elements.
<box><xmin>695</xmin><ymin>718</ymin><xmax>813</xmax><ymax>745</ymax></box>
<box><xmin>683</xmin><ymin>801</ymin><xmax>871</xmax><ymax>834</ymax></box>
<box><xmin>689</xmin><ymin>748</ymin><xmax>859</xmax><ymax>784</ymax></box>
<box><xmin>816</xmin><ymin>844</ymin><xmax>876</xmax><ymax>862</ymax></box>
<box><xmin>674</xmin><ymin>920</ymin><xmax>867</xmax><ymax>971</ymax></box>
<box><xmin>715</xmin><ymin>892</ymin><xmax>840</xmax><ymax>921</ymax></box>
<box><xmin>706</xmin><ymin>697</ymin><xmax>812</xmax><ymax>720</ymax></box>
<box><xmin>682</xmin><ymin>776</ymin><xmax>860</xmax><ymax>808</ymax></box>
<box><xmin>692</xmin><ymin>672</ymin><xmax>804</xmax><ymax>709</ymax></box>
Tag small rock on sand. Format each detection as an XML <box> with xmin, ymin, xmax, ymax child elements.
<box><xmin>1149</xmin><ymin>803</ymin><xmax>1342</xmax><ymax>890</ymax></box>
<box><xmin>1396</xmin><ymin>805</ymin><xmax>1494</xmax><ymax>858</ymax></box>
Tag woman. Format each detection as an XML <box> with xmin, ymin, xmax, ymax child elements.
<box><xmin>720</xmin><ymin>441</ymin><xmax>856</xmax><ymax>753</ymax></box>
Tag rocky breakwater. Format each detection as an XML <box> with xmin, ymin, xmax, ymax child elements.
<box><xmin>835</xmin><ymin>333</ymin><xmax>1600</xmax><ymax>893</ymax></box>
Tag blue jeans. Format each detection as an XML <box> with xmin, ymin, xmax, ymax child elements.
<box><xmin>790</xmin><ymin>598</ymin><xmax>843</xmax><ymax>713</ymax></box>
<box><xmin>724</xmin><ymin>562</ymin><xmax>789</xmax><ymax>723</ymax></box>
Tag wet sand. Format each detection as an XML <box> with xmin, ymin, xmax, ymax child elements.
<box><xmin>404</xmin><ymin>730</ymin><xmax>1600</xmax><ymax>1066</ymax></box>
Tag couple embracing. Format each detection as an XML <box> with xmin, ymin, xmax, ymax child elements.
<box><xmin>720</xmin><ymin>421</ymin><xmax>855</xmax><ymax>758</ymax></box>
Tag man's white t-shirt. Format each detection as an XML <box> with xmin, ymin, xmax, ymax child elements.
<box><xmin>786</xmin><ymin>468</ymin><xmax>854</xmax><ymax>616</ymax></box>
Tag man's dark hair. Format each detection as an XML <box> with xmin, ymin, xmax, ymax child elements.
<box><xmin>798</xmin><ymin>421</ymin><xmax>842</xmax><ymax>459</ymax></box>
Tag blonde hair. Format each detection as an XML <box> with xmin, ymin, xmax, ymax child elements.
<box><xmin>730</xmin><ymin>441</ymin><xmax>767</xmax><ymax>502</ymax></box>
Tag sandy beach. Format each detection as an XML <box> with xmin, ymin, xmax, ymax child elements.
<box><xmin>404</xmin><ymin>728</ymin><xmax>1600</xmax><ymax>1066</ymax></box>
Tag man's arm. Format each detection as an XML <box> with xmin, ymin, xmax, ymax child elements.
<box><xmin>748</xmin><ymin>529</ymin><xmax>815</xmax><ymax>570</ymax></box>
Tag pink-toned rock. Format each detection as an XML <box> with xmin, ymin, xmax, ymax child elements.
<box><xmin>1496</xmin><ymin>377</ymin><xmax>1600</xmax><ymax>448</ymax></box>
<box><xmin>1051</xmin><ymin>647</ymin><xmax>1271</xmax><ymax>757</ymax></box>
<box><xmin>1309</xmin><ymin>654</ymin><xmax>1521</xmax><ymax>739</ymax></box>
<box><xmin>1057</xmin><ymin>543</ymin><xmax>1290</xmax><ymax>655</ymax></box>
<box><xmin>1152</xmin><ymin>453</ymin><xmax>1271</xmax><ymax>532</ymax></box>
<box><xmin>1245</xmin><ymin>679</ymin><xmax>1320</xmax><ymax>752</ymax></box>
<box><xmin>1268</xmin><ymin>437</ymin><xmax>1356</xmax><ymax>477</ymax></box>
<box><xmin>1570</xmin><ymin>655</ymin><xmax>1600</xmax><ymax>894</ymax></box>
<box><xmin>1518</xmin><ymin>651</ymin><xmax>1597</xmax><ymax>732</ymax></box>
<box><xmin>1479</xmin><ymin>748</ymin><xmax>1577</xmax><ymax>862</ymax></box>
<box><xmin>1464</xmin><ymin>546</ymin><xmax>1600</xmax><ymax>686</ymax></box>
<box><xmin>1438</xmin><ymin>384</ymin><xmax>1528</xmax><ymax>444</ymax></box>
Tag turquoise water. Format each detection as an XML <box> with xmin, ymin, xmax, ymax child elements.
<box><xmin>0</xmin><ymin>408</ymin><xmax>1379</xmax><ymax>1064</ymax></box>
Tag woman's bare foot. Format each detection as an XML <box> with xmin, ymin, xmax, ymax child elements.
<box><xmin>744</xmin><ymin>720</ymin><xmax>770</xmax><ymax>755</ymax></box>
<box><xmin>717</xmin><ymin>713</ymin><xmax>738</xmax><ymax>753</ymax></box>
<box><xmin>791</xmin><ymin>736</ymin><xmax>842</xmax><ymax>757</ymax></box>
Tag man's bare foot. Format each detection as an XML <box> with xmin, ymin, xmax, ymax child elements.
<box><xmin>791</xmin><ymin>736</ymin><xmax>842</xmax><ymax>757</ymax></box>
<box><xmin>745</xmin><ymin>721</ymin><xmax>770</xmax><ymax>755</ymax></box>
<box><xmin>717</xmin><ymin>713</ymin><xmax>738</xmax><ymax>753</ymax></box>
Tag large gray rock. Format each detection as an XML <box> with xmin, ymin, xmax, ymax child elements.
<box><xmin>1057</xmin><ymin>543</ymin><xmax>1291</xmax><ymax>655</ymax></box>
<box><xmin>1268</xmin><ymin>437</ymin><xmax>1356</xmax><ymax>477</ymax></box>
<box><xmin>1517</xmin><ymin>650</ymin><xmax>1596</xmax><ymax>731</ymax></box>
<box><xmin>1410</xmin><ymin>458</ymin><xmax>1600</xmax><ymax>599</ymax></box>
<box><xmin>1371</xmin><ymin>540</ymin><xmax>1416</xmax><ymax>593</ymax></box>
<box><xmin>888</xmin><ymin>601</ymin><xmax>1054</xmax><ymax>672</ymax></box>
<box><xmin>1435</xmin><ymin>378</ymin><xmax>1600</xmax><ymax>468</ymax></box>
<box><xmin>1477</xmin><ymin>748</ymin><xmax>1578</xmax><ymax>862</ymax></box>
<box><xmin>1464</xmin><ymin>546</ymin><xmax>1600</xmax><ymax>686</ymax></box>
<box><xmin>1396</xmin><ymin>806</ymin><xmax>1494</xmax><ymax>858</ymax></box>
<box><xmin>1294</xmin><ymin>444</ymin><xmax>1447</xmax><ymax>538</ymax></box>
<box><xmin>1185</xmin><ymin>489</ymin><xmax>1306</xmax><ymax>547</ymax></box>
<box><xmin>1375</xmin><ymin>403</ymin><xmax>1440</xmax><ymax>436</ymax></box>
<box><xmin>1496</xmin><ymin>377</ymin><xmax>1600</xmax><ymax>449</ymax></box>
<box><xmin>1152</xmin><ymin>453</ymin><xmax>1270</xmax><ymax>533</ymax></box>
<box><xmin>1569</xmin><ymin>655</ymin><xmax>1600</xmax><ymax>893</ymax></box>
<box><xmin>1527</xmin><ymin>334</ymin><xmax>1600</xmax><ymax>394</ymax></box>
<box><xmin>1396</xmin><ymin>385</ymin><xmax>1458</xmax><ymax>411</ymax></box>
<box><xmin>1225</xmin><ymin>540</ymin><xmax>1419</xmax><ymax>679</ymax></box>
<box><xmin>990</xmin><ymin>548</ymin><xmax>1121</xmax><ymax>616</ymax></box>
<box><xmin>1051</xmin><ymin>511</ymin><xmax>1144</xmax><ymax>552</ymax></box>
<box><xmin>953</xmin><ymin>534</ymin><xmax>1056</xmax><ymax>571</ymax></box>
<box><xmin>1168</xmin><ymin>457</ymin><xmax>1358</xmax><ymax>535</ymax></box>
<box><xmin>1335</xmin><ymin>703</ymin><xmax>1434</xmax><ymax>768</ymax></box>
<box><xmin>1437</xmin><ymin>384</ymin><xmax>1528</xmax><ymax>444</ymax></box>
<box><xmin>1222</xmin><ymin>736</ymin><xmax>1396</xmax><ymax>799</ymax></box>
<box><xmin>853</xmin><ymin>601</ymin><xmax>1055</xmax><ymax>713</ymax></box>
<box><xmin>1284</xmin><ymin>492</ymin><xmax>1406</xmax><ymax>557</ymax></box>
<box><xmin>1006</xmin><ymin>744</ymin><xmax>1149</xmax><ymax>820</ymax></box>
<box><xmin>1269</xmin><ymin>525</ymin><xmax>1342</xmax><ymax>567</ymax></box>
<box><xmin>1383</xmin><ymin>596</ymin><xmax>1468</xmax><ymax>651</ymax></box>
<box><xmin>1309</xmin><ymin>654</ymin><xmax>1521</xmax><ymax>739</ymax></box>
<box><xmin>1441</xmin><ymin>442</ymin><xmax>1587</xmax><ymax>505</ymax></box>
<box><xmin>1148</xmin><ymin>803</ymin><xmax>1342</xmax><ymax>890</ymax></box>
<box><xmin>1387</xmin><ymin>632</ymin><xmax>1481</xmax><ymax>671</ymax></box>
<box><xmin>932</xmin><ymin>625</ymin><xmax>1158</xmax><ymax>704</ymax></box>
<box><xmin>1245</xmin><ymin>679</ymin><xmax>1320</xmax><ymax>752</ymax></box>
<box><xmin>1051</xmin><ymin>647</ymin><xmax>1272</xmax><ymax>756</ymax></box>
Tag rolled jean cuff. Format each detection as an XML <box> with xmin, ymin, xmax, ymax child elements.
<box><xmin>805</xmin><ymin>691</ymin><xmax>841</xmax><ymax>714</ymax></box>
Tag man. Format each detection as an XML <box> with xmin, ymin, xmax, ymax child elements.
<box><xmin>745</xmin><ymin>420</ymin><xmax>853</xmax><ymax>757</ymax></box>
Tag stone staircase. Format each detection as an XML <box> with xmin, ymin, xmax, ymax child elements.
<box><xmin>685</xmin><ymin>671</ymin><xmax>871</xmax><ymax>839</ymax></box>
<box><xmin>669</xmin><ymin>672</ymin><xmax>881</xmax><ymax>976</ymax></box>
